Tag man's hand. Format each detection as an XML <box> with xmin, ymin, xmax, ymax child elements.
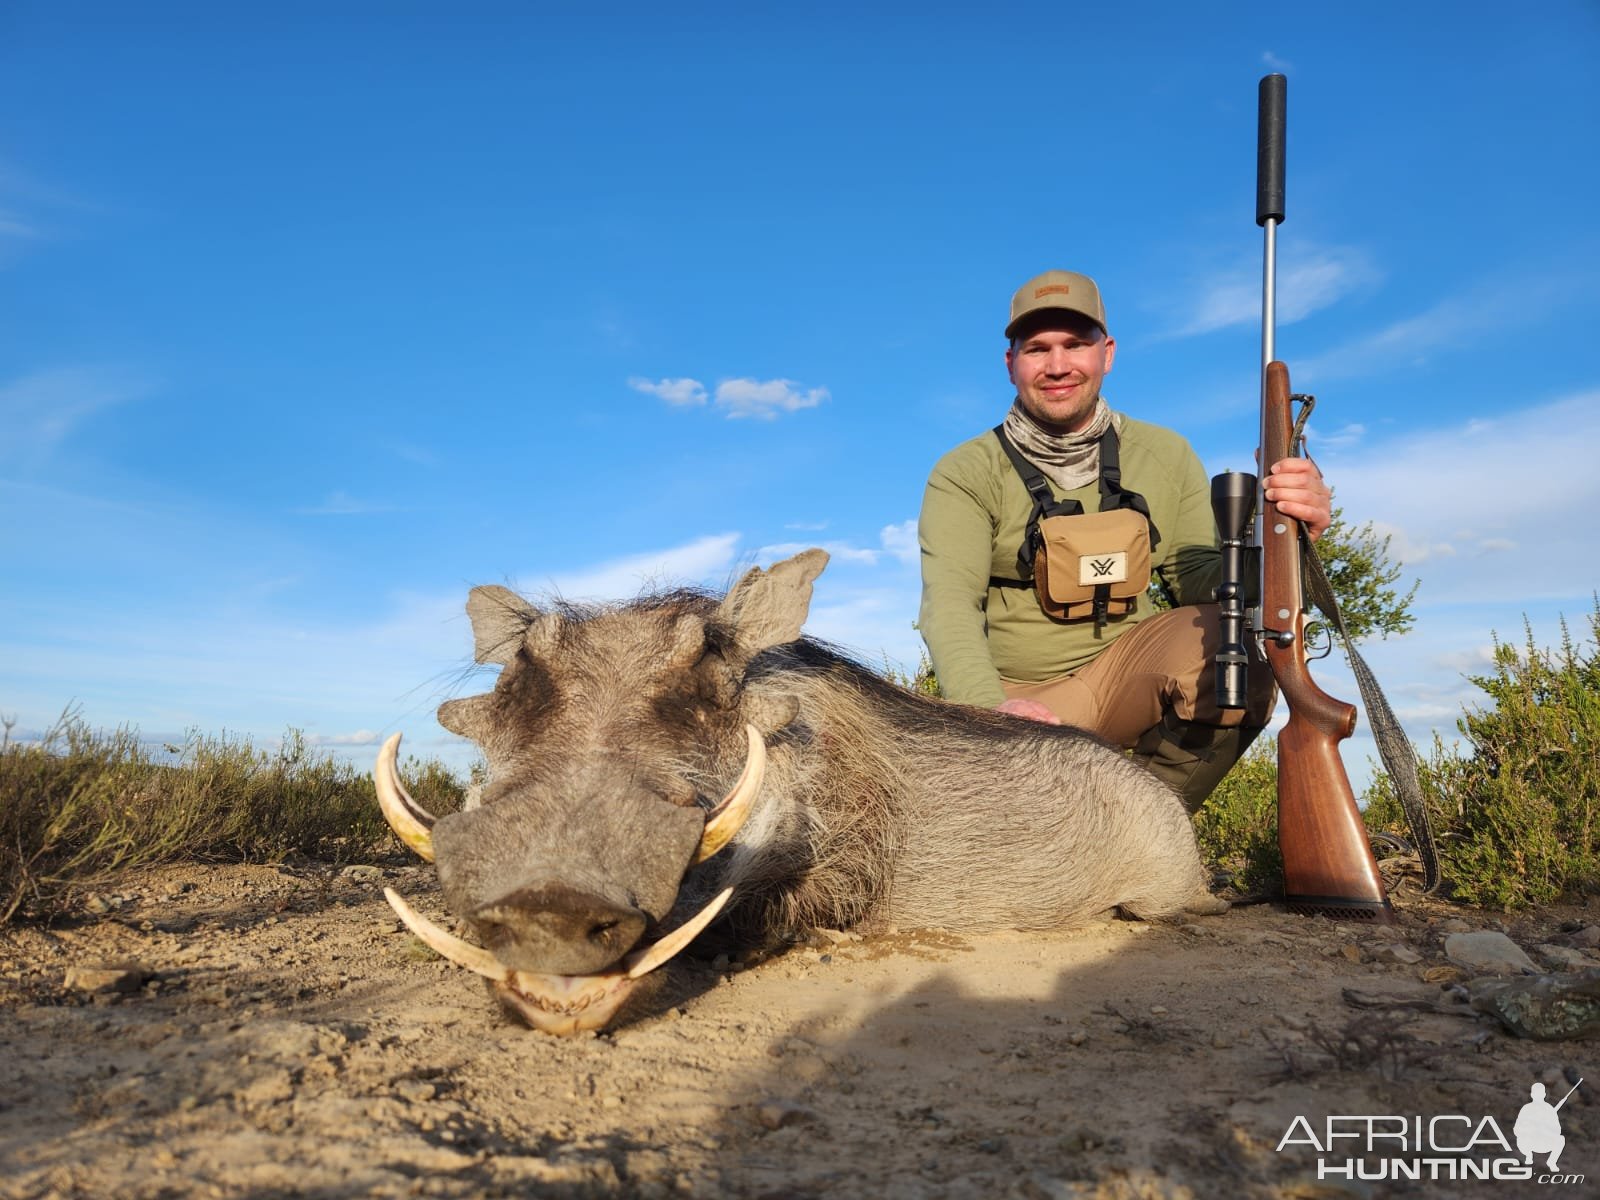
<box><xmin>1264</xmin><ymin>456</ymin><xmax>1333</xmax><ymax>542</ymax></box>
<box><xmin>995</xmin><ymin>698</ymin><xmax>1061</xmax><ymax>724</ymax></box>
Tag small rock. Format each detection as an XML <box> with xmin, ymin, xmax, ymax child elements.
<box><xmin>1423</xmin><ymin>964</ymin><xmax>1467</xmax><ymax>985</ymax></box>
<box><xmin>1469</xmin><ymin>968</ymin><xmax>1600</xmax><ymax>1040</ymax></box>
<box><xmin>340</xmin><ymin>865</ymin><xmax>383</xmax><ymax>883</ymax></box>
<box><xmin>754</xmin><ymin>1100</ymin><xmax>813</xmax><ymax>1130</ymax></box>
<box><xmin>1374</xmin><ymin>944</ymin><xmax>1424</xmax><ymax>966</ymax></box>
<box><xmin>81</xmin><ymin>893</ymin><xmax>116</xmax><ymax>915</ymax></box>
<box><xmin>1341</xmin><ymin>943</ymin><xmax>1367</xmax><ymax>964</ymax></box>
<box><xmin>1535</xmin><ymin>945</ymin><xmax>1597</xmax><ymax>971</ymax></box>
<box><xmin>1568</xmin><ymin>926</ymin><xmax>1600</xmax><ymax>949</ymax></box>
<box><xmin>1439</xmin><ymin>918</ymin><xmax>1474</xmax><ymax>934</ymax></box>
<box><xmin>64</xmin><ymin>964</ymin><xmax>154</xmax><ymax>994</ymax></box>
<box><xmin>394</xmin><ymin>1079</ymin><xmax>436</xmax><ymax>1103</ymax></box>
<box><xmin>1444</xmin><ymin>931</ymin><xmax>1537</xmax><ymax>976</ymax></box>
<box><xmin>1149</xmin><ymin>1005</ymin><xmax>1168</xmax><ymax>1016</ymax></box>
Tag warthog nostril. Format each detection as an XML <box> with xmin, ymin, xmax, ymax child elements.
<box><xmin>471</xmin><ymin>885</ymin><xmax>648</xmax><ymax>975</ymax></box>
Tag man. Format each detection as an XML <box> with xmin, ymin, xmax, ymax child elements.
<box><xmin>917</xmin><ymin>269</ymin><xmax>1332</xmax><ymax>810</ymax></box>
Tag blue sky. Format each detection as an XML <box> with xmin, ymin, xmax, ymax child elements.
<box><xmin>4</xmin><ymin>2</ymin><xmax>1598</xmax><ymax>784</ymax></box>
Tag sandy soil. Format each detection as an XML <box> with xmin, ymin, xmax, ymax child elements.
<box><xmin>2</xmin><ymin>863</ymin><xmax>1596</xmax><ymax>1199</ymax></box>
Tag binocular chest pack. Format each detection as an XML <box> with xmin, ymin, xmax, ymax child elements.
<box><xmin>993</xmin><ymin>424</ymin><xmax>1161</xmax><ymax>626</ymax></box>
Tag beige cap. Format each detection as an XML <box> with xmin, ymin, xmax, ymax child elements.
<box><xmin>1005</xmin><ymin>270</ymin><xmax>1107</xmax><ymax>340</ymax></box>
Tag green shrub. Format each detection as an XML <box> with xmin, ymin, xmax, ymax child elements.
<box><xmin>1364</xmin><ymin>606</ymin><xmax>1600</xmax><ymax>909</ymax></box>
<box><xmin>0</xmin><ymin>710</ymin><xmax>467</xmax><ymax>924</ymax></box>
<box><xmin>1193</xmin><ymin>738</ymin><xmax>1282</xmax><ymax>892</ymax></box>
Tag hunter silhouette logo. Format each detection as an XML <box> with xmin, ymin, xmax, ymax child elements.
<box><xmin>1274</xmin><ymin>1077</ymin><xmax>1585</xmax><ymax>1184</ymax></box>
<box><xmin>1076</xmin><ymin>552</ymin><xmax>1126</xmax><ymax>586</ymax></box>
<box><xmin>1516</xmin><ymin>1079</ymin><xmax>1582</xmax><ymax>1172</ymax></box>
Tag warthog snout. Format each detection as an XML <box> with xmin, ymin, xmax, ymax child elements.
<box><xmin>471</xmin><ymin>884</ymin><xmax>648</xmax><ymax>976</ymax></box>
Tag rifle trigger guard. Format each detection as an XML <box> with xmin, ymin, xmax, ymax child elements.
<box><xmin>1304</xmin><ymin>622</ymin><xmax>1335</xmax><ymax>661</ymax></box>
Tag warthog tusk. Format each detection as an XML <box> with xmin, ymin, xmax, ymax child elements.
<box><xmin>375</xmin><ymin>733</ymin><xmax>437</xmax><ymax>862</ymax></box>
<box><xmin>625</xmin><ymin>887</ymin><xmax>733</xmax><ymax>978</ymax></box>
<box><xmin>693</xmin><ymin>724</ymin><xmax>765</xmax><ymax>864</ymax></box>
<box><xmin>384</xmin><ymin>887</ymin><xmax>506</xmax><ymax>981</ymax></box>
<box><xmin>383</xmin><ymin>885</ymin><xmax>735</xmax><ymax>1035</ymax></box>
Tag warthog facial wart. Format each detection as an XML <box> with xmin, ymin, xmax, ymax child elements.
<box><xmin>378</xmin><ymin>549</ymin><xmax>1225</xmax><ymax>1034</ymax></box>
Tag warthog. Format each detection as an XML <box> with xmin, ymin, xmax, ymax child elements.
<box><xmin>378</xmin><ymin>549</ymin><xmax>1224</xmax><ymax>1034</ymax></box>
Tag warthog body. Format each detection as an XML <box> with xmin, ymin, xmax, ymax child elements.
<box><xmin>381</xmin><ymin>549</ymin><xmax>1222</xmax><ymax>1031</ymax></box>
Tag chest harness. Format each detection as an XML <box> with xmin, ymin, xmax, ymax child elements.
<box><xmin>990</xmin><ymin>423</ymin><xmax>1162</xmax><ymax>629</ymax></box>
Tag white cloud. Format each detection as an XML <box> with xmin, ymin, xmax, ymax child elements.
<box><xmin>0</xmin><ymin>210</ymin><xmax>37</xmax><ymax>238</ymax></box>
<box><xmin>628</xmin><ymin>375</ymin><xmax>828</xmax><ymax>420</ymax></box>
<box><xmin>714</xmin><ymin>378</ymin><xmax>828</xmax><ymax>420</ymax></box>
<box><xmin>759</xmin><ymin>539</ymin><xmax>880</xmax><ymax>566</ymax></box>
<box><xmin>757</xmin><ymin>521</ymin><xmax>920</xmax><ymax>571</ymax></box>
<box><xmin>628</xmin><ymin>376</ymin><xmax>708</xmax><ymax>406</ymax></box>
<box><xmin>293</xmin><ymin>491</ymin><xmax>394</xmax><ymax>516</ymax></box>
<box><xmin>0</xmin><ymin>366</ymin><xmax>153</xmax><ymax>466</ymax></box>
<box><xmin>1305</xmin><ymin>422</ymin><xmax>1365</xmax><ymax>451</ymax></box>
<box><xmin>880</xmin><ymin>519</ymin><xmax>920</xmax><ymax>565</ymax></box>
<box><xmin>1297</xmin><ymin>269</ymin><xmax>1578</xmax><ymax>384</ymax></box>
<box><xmin>1262</xmin><ymin>51</ymin><xmax>1294</xmax><ymax>72</ymax></box>
<box><xmin>304</xmin><ymin>729</ymin><xmax>383</xmax><ymax>747</ymax></box>
<box><xmin>1165</xmin><ymin>248</ymin><xmax>1378</xmax><ymax>339</ymax></box>
<box><xmin>1323</xmin><ymin>389</ymin><xmax>1600</xmax><ymax>603</ymax></box>
<box><xmin>537</xmin><ymin>532</ymin><xmax>743</xmax><ymax>599</ymax></box>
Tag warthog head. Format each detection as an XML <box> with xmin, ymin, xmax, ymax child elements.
<box><xmin>377</xmin><ymin>550</ymin><xmax>827</xmax><ymax>1034</ymax></box>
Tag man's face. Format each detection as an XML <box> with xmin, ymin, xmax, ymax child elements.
<box><xmin>1005</xmin><ymin>315</ymin><xmax>1116</xmax><ymax>434</ymax></box>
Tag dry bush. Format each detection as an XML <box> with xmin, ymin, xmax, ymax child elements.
<box><xmin>0</xmin><ymin>709</ymin><xmax>466</xmax><ymax>924</ymax></box>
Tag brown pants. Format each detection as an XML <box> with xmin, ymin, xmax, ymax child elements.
<box><xmin>1001</xmin><ymin>604</ymin><xmax>1276</xmax><ymax>810</ymax></box>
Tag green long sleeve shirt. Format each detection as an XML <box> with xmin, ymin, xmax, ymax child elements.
<box><xmin>917</xmin><ymin>412</ymin><xmax>1222</xmax><ymax>708</ymax></box>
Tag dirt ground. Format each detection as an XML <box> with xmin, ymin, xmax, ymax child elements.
<box><xmin>1</xmin><ymin>863</ymin><xmax>1596</xmax><ymax>1200</ymax></box>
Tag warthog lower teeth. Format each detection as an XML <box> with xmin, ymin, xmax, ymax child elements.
<box><xmin>382</xmin><ymin>886</ymin><xmax>734</xmax><ymax>1034</ymax></box>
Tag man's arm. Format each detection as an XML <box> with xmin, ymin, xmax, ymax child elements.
<box><xmin>917</xmin><ymin>456</ymin><xmax>1010</xmax><ymax>708</ymax></box>
<box><xmin>1155</xmin><ymin>443</ymin><xmax>1226</xmax><ymax>605</ymax></box>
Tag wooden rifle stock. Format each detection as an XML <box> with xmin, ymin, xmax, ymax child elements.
<box><xmin>1261</xmin><ymin>362</ymin><xmax>1394</xmax><ymax>923</ymax></box>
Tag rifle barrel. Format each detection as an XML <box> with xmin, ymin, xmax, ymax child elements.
<box><xmin>1554</xmin><ymin>1078</ymin><xmax>1583</xmax><ymax>1110</ymax></box>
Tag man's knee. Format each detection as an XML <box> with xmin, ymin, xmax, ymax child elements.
<box><xmin>1133</xmin><ymin>712</ymin><xmax>1266</xmax><ymax>813</ymax></box>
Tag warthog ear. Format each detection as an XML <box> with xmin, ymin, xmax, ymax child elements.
<box><xmin>717</xmin><ymin>548</ymin><xmax>829</xmax><ymax>656</ymax></box>
<box><xmin>745</xmin><ymin>691</ymin><xmax>801</xmax><ymax>735</ymax></box>
<box><xmin>438</xmin><ymin>694</ymin><xmax>494</xmax><ymax>740</ymax></box>
<box><xmin>465</xmin><ymin>585</ymin><xmax>546</xmax><ymax>665</ymax></box>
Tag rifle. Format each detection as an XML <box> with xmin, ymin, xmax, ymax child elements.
<box><xmin>1212</xmin><ymin>74</ymin><xmax>1396</xmax><ymax>923</ymax></box>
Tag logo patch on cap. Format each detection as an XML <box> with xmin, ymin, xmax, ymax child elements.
<box><xmin>1035</xmin><ymin>285</ymin><xmax>1072</xmax><ymax>299</ymax></box>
